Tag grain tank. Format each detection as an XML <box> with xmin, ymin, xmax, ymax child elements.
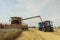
<box><xmin>11</xmin><ymin>17</ymin><xmax>22</xmax><ymax>24</ymax></box>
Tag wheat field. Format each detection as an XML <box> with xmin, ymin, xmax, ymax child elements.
<box><xmin>0</xmin><ymin>29</ymin><xmax>22</xmax><ymax>40</ymax></box>
<box><xmin>16</xmin><ymin>28</ymin><xmax>60</xmax><ymax>40</ymax></box>
<box><xmin>0</xmin><ymin>28</ymin><xmax>60</xmax><ymax>40</ymax></box>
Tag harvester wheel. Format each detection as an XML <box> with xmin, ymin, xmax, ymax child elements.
<box><xmin>21</xmin><ymin>28</ymin><xmax>28</xmax><ymax>31</ymax></box>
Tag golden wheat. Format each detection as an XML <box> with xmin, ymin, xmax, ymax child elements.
<box><xmin>16</xmin><ymin>28</ymin><xmax>60</xmax><ymax>40</ymax></box>
<box><xmin>0</xmin><ymin>29</ymin><xmax>22</xmax><ymax>40</ymax></box>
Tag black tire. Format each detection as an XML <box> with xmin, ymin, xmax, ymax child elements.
<box><xmin>39</xmin><ymin>28</ymin><xmax>42</xmax><ymax>31</ymax></box>
<box><xmin>50</xmin><ymin>27</ymin><xmax>54</xmax><ymax>32</ymax></box>
<box><xmin>50</xmin><ymin>28</ymin><xmax>54</xmax><ymax>32</ymax></box>
<box><xmin>43</xmin><ymin>28</ymin><xmax>46</xmax><ymax>32</ymax></box>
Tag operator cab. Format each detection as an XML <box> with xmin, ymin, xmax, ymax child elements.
<box><xmin>11</xmin><ymin>20</ymin><xmax>19</xmax><ymax>24</ymax></box>
<box><xmin>44</xmin><ymin>21</ymin><xmax>53</xmax><ymax>27</ymax></box>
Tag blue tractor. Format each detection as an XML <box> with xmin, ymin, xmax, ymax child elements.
<box><xmin>38</xmin><ymin>21</ymin><xmax>54</xmax><ymax>32</ymax></box>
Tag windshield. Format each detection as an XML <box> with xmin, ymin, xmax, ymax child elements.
<box><xmin>50</xmin><ymin>21</ymin><xmax>53</xmax><ymax>26</ymax></box>
<box><xmin>45</xmin><ymin>22</ymin><xmax>50</xmax><ymax>26</ymax></box>
<box><xmin>45</xmin><ymin>21</ymin><xmax>53</xmax><ymax>26</ymax></box>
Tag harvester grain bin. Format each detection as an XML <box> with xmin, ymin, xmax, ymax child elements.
<box><xmin>11</xmin><ymin>17</ymin><xmax>22</xmax><ymax>24</ymax></box>
<box><xmin>10</xmin><ymin>16</ymin><xmax>42</xmax><ymax>30</ymax></box>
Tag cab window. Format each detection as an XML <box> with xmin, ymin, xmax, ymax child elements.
<box><xmin>45</xmin><ymin>22</ymin><xmax>50</xmax><ymax>26</ymax></box>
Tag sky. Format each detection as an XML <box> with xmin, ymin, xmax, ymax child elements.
<box><xmin>0</xmin><ymin>0</ymin><xmax>60</xmax><ymax>27</ymax></box>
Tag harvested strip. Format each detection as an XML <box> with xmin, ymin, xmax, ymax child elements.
<box><xmin>16</xmin><ymin>28</ymin><xmax>60</xmax><ymax>40</ymax></box>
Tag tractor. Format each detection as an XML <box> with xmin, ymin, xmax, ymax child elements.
<box><xmin>38</xmin><ymin>21</ymin><xmax>54</xmax><ymax>32</ymax></box>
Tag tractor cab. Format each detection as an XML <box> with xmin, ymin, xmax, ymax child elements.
<box><xmin>44</xmin><ymin>21</ymin><xmax>53</xmax><ymax>27</ymax></box>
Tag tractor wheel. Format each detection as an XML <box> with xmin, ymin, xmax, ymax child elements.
<box><xmin>39</xmin><ymin>28</ymin><xmax>42</xmax><ymax>31</ymax></box>
<box><xmin>50</xmin><ymin>28</ymin><xmax>54</xmax><ymax>32</ymax></box>
<box><xmin>43</xmin><ymin>28</ymin><xmax>46</xmax><ymax>32</ymax></box>
<box><xmin>50</xmin><ymin>27</ymin><xmax>54</xmax><ymax>32</ymax></box>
